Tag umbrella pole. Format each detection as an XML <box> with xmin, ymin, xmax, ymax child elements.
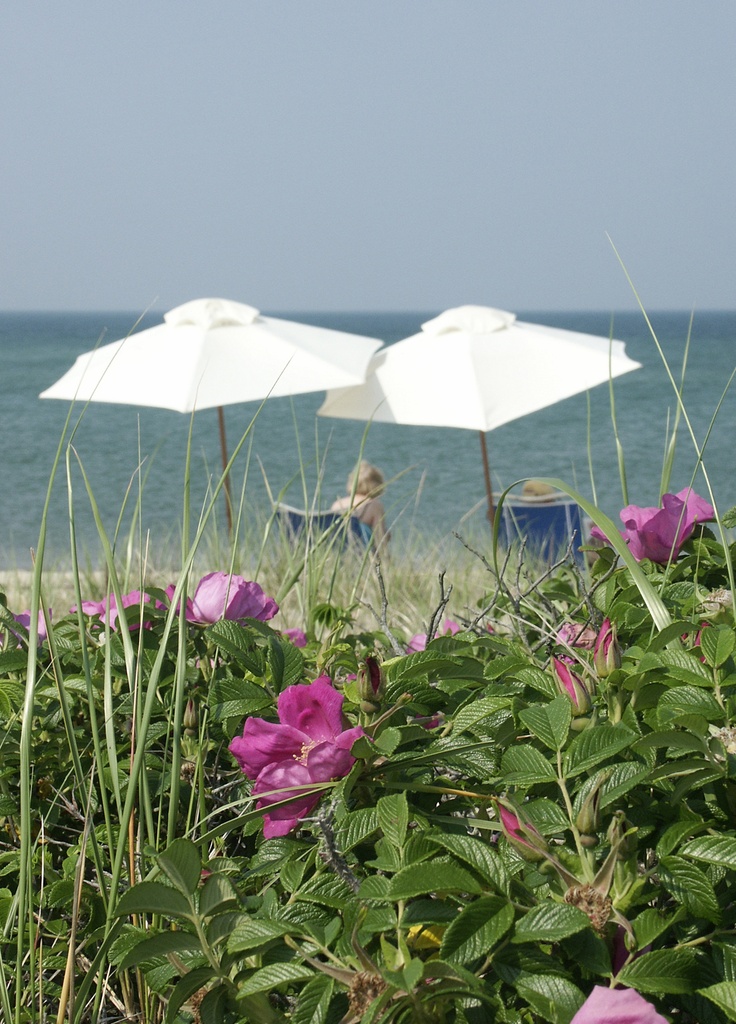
<box><xmin>217</xmin><ymin>406</ymin><xmax>233</xmax><ymax>534</ymax></box>
<box><xmin>479</xmin><ymin>431</ymin><xmax>495</xmax><ymax>526</ymax></box>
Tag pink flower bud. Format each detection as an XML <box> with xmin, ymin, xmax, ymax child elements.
<box><xmin>553</xmin><ymin>657</ymin><xmax>592</xmax><ymax>715</ymax></box>
<box><xmin>495</xmin><ymin>799</ymin><xmax>548</xmax><ymax>862</ymax></box>
<box><xmin>593</xmin><ymin>618</ymin><xmax>621</xmax><ymax>677</ymax></box>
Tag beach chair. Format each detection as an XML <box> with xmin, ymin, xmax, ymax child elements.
<box><xmin>275</xmin><ymin>503</ymin><xmax>373</xmax><ymax>548</ymax></box>
<box><xmin>497</xmin><ymin>492</ymin><xmax>586</xmax><ymax>567</ymax></box>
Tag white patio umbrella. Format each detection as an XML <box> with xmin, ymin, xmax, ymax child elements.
<box><xmin>40</xmin><ymin>297</ymin><xmax>383</xmax><ymax>529</ymax></box>
<box><xmin>318</xmin><ymin>305</ymin><xmax>642</xmax><ymax>523</ymax></box>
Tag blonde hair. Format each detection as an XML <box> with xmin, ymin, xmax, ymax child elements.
<box><xmin>348</xmin><ymin>460</ymin><xmax>385</xmax><ymax>497</ymax></box>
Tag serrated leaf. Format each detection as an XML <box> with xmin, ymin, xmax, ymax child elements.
<box><xmin>375</xmin><ymin>727</ymin><xmax>402</xmax><ymax>754</ymax></box>
<box><xmin>237</xmin><ymin>962</ymin><xmax>314</xmax><ymax>997</ymax></box>
<box><xmin>428</xmin><ymin>833</ymin><xmax>510</xmax><ymax>894</ymax></box>
<box><xmin>657</xmin><ymin>685</ymin><xmax>723</xmax><ymax>727</ymax></box>
<box><xmin>377</xmin><ymin>793</ymin><xmax>408</xmax><ymax>849</ymax></box>
<box><xmin>453</xmin><ymin>696</ymin><xmax>513</xmax><ymax>734</ymax></box>
<box><xmin>659</xmin><ymin>855</ymin><xmax>721</xmax><ymax>922</ymax></box>
<box><xmin>699</xmin><ymin>627</ymin><xmax>736</xmax><ymax>669</ymax></box>
<box><xmin>519</xmin><ymin>697</ymin><xmax>572</xmax><ymax>751</ymax></box>
<box><xmin>115</xmin><ymin>881</ymin><xmax>191</xmax><ymax>920</ymax></box>
<box><xmin>513</xmin><ymin>903</ymin><xmax>590</xmax><ymax>944</ymax></box>
<box><xmin>598</xmin><ymin>762</ymin><xmax>653</xmax><ymax>808</ymax></box>
<box><xmin>681</xmin><ymin>835</ymin><xmax>736</xmax><ymax>869</ymax></box>
<box><xmin>158</xmin><ymin>839</ymin><xmax>202</xmax><ymax>896</ymax></box>
<box><xmin>632</xmin><ymin>908</ymin><xmax>680</xmax><ymax>949</ymax></box>
<box><xmin>208</xmin><ymin>676</ymin><xmax>273</xmax><ymax>722</ymax></box>
<box><xmin>501</xmin><ymin>745</ymin><xmax>556</xmax><ymax>785</ymax></box>
<box><xmin>205</xmin><ymin>620</ymin><xmax>265</xmax><ymax>674</ymax></box>
<box><xmin>297</xmin><ymin>873</ymin><xmax>355</xmax><ymax>908</ymax></box>
<box><xmin>515</xmin><ymin>973</ymin><xmax>585</xmax><ymax>1024</ymax></box>
<box><xmin>228</xmin><ymin>918</ymin><xmax>290</xmax><ymax>953</ymax></box>
<box><xmin>656</xmin><ymin>648</ymin><xmax>713</xmax><ymax>686</ymax></box>
<box><xmin>118</xmin><ymin>930</ymin><xmax>203</xmax><ymax>970</ymax></box>
<box><xmin>291</xmin><ymin>974</ymin><xmax>334</xmax><ymax>1024</ymax></box>
<box><xmin>388</xmin><ymin>859</ymin><xmax>482</xmax><ymax>899</ymax></box>
<box><xmin>439</xmin><ymin>896</ymin><xmax>514</xmax><ymax>964</ymax></box>
<box><xmin>700</xmin><ymin>980</ymin><xmax>736</xmax><ymax>1019</ymax></box>
<box><xmin>617</xmin><ymin>948</ymin><xmax>700</xmax><ymax>993</ymax></box>
<box><xmin>199</xmin><ymin>984</ymin><xmax>229</xmax><ymax>1024</ymax></box>
<box><xmin>337</xmin><ymin>807</ymin><xmax>380</xmax><ymax>851</ymax></box>
<box><xmin>516</xmin><ymin>665</ymin><xmax>559</xmax><ymax>699</ymax></box>
<box><xmin>165</xmin><ymin>966</ymin><xmax>217</xmax><ymax>1023</ymax></box>
<box><xmin>199</xmin><ymin>873</ymin><xmax>239</xmax><ymax>918</ymax></box>
<box><xmin>564</xmin><ymin>724</ymin><xmax>636</xmax><ymax>778</ymax></box>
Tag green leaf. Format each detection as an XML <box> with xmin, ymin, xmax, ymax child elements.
<box><xmin>632</xmin><ymin>908</ymin><xmax>680</xmax><ymax>949</ymax></box>
<box><xmin>617</xmin><ymin>948</ymin><xmax>700</xmax><ymax>993</ymax></box>
<box><xmin>516</xmin><ymin>666</ymin><xmax>559</xmax><ymax>700</ymax></box>
<box><xmin>375</xmin><ymin>727</ymin><xmax>402</xmax><ymax>754</ymax></box>
<box><xmin>297</xmin><ymin>873</ymin><xmax>355</xmax><ymax>908</ymax></box>
<box><xmin>519</xmin><ymin>696</ymin><xmax>572</xmax><ymax>751</ymax></box>
<box><xmin>439</xmin><ymin>896</ymin><xmax>514</xmax><ymax>964</ymax></box>
<box><xmin>199</xmin><ymin>873</ymin><xmax>239</xmax><ymax>918</ymax></box>
<box><xmin>500</xmin><ymin>745</ymin><xmax>557</xmax><ymax>786</ymax></box>
<box><xmin>118</xmin><ymin>930</ymin><xmax>202</xmax><ymax>970</ymax></box>
<box><xmin>228</xmin><ymin>918</ymin><xmax>291</xmax><ymax>953</ymax></box>
<box><xmin>388</xmin><ymin>859</ymin><xmax>482</xmax><ymax>899</ymax></box>
<box><xmin>237</xmin><ymin>962</ymin><xmax>314</xmax><ymax>997</ymax></box>
<box><xmin>513</xmin><ymin>903</ymin><xmax>590</xmax><ymax>944</ymax></box>
<box><xmin>338</xmin><ymin>807</ymin><xmax>380</xmax><ymax>851</ymax></box>
<box><xmin>292</xmin><ymin>974</ymin><xmax>334</xmax><ymax>1024</ymax></box>
<box><xmin>656</xmin><ymin>685</ymin><xmax>723</xmax><ymax>727</ymax></box>
<box><xmin>453</xmin><ymin>696</ymin><xmax>513</xmax><ymax>734</ymax></box>
<box><xmin>158</xmin><ymin>839</ymin><xmax>202</xmax><ymax>896</ymax></box>
<box><xmin>208</xmin><ymin>676</ymin><xmax>273</xmax><ymax>722</ymax></box>
<box><xmin>115</xmin><ymin>881</ymin><xmax>191</xmax><ymax>920</ymax></box>
<box><xmin>377</xmin><ymin>793</ymin><xmax>409</xmax><ymax>849</ymax></box>
<box><xmin>427</xmin><ymin>833</ymin><xmax>510</xmax><ymax>894</ymax></box>
<box><xmin>659</xmin><ymin>855</ymin><xmax>721</xmax><ymax>922</ymax></box>
<box><xmin>699</xmin><ymin>627</ymin><xmax>736</xmax><ymax>669</ymax></box>
<box><xmin>205</xmin><ymin>620</ymin><xmax>265</xmax><ymax>674</ymax></box>
<box><xmin>564</xmin><ymin>723</ymin><xmax>637</xmax><ymax>778</ymax></box>
<box><xmin>199</xmin><ymin>985</ymin><xmax>229</xmax><ymax>1024</ymax></box>
<box><xmin>165</xmin><ymin>966</ymin><xmax>217</xmax><ymax>1023</ymax></box>
<box><xmin>681</xmin><ymin>835</ymin><xmax>736</xmax><ymax>869</ymax></box>
<box><xmin>656</xmin><ymin>648</ymin><xmax>713</xmax><ymax>686</ymax></box>
<box><xmin>700</xmin><ymin>981</ymin><xmax>736</xmax><ymax>1019</ymax></box>
<box><xmin>515</xmin><ymin>973</ymin><xmax>585</xmax><ymax>1024</ymax></box>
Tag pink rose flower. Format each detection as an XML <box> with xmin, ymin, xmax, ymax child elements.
<box><xmin>101</xmin><ymin>591</ymin><xmax>164</xmax><ymax>631</ymax></box>
<box><xmin>229</xmin><ymin>678</ymin><xmax>364</xmax><ymax>838</ymax></box>
<box><xmin>591</xmin><ymin>488</ymin><xmax>714</xmax><ymax>564</ymax></box>
<box><xmin>186</xmin><ymin>572</ymin><xmax>278</xmax><ymax>625</ymax></box>
<box><xmin>7</xmin><ymin>609</ymin><xmax>51</xmax><ymax>645</ymax></box>
<box><xmin>557</xmin><ymin>622</ymin><xmax>598</xmax><ymax>650</ymax></box>
<box><xmin>570</xmin><ymin>986</ymin><xmax>668</xmax><ymax>1024</ymax></box>
<box><xmin>282</xmin><ymin>628</ymin><xmax>307</xmax><ymax>647</ymax></box>
<box><xmin>407</xmin><ymin>618</ymin><xmax>461</xmax><ymax>653</ymax></box>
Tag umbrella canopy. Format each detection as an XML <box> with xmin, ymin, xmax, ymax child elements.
<box><xmin>40</xmin><ymin>297</ymin><xmax>384</xmax><ymax>530</ymax></box>
<box><xmin>40</xmin><ymin>297</ymin><xmax>383</xmax><ymax>412</ymax></box>
<box><xmin>318</xmin><ymin>305</ymin><xmax>642</xmax><ymax>522</ymax></box>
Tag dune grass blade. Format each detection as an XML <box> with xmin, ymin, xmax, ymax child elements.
<box><xmin>15</xmin><ymin>400</ymin><xmax>82</xmax><ymax>1020</ymax></box>
<box><xmin>659</xmin><ymin>311</ymin><xmax>692</xmax><ymax>498</ymax></box>
<box><xmin>606</xmin><ymin>322</ymin><xmax>630</xmax><ymax>506</ymax></box>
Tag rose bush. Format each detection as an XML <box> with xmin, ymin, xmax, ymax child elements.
<box><xmin>4</xmin><ymin>491</ymin><xmax>736</xmax><ymax>1022</ymax></box>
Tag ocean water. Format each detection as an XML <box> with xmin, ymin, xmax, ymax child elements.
<box><xmin>1</xmin><ymin>309</ymin><xmax>735</xmax><ymax>567</ymax></box>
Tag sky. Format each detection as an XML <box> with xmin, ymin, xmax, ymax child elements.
<box><xmin>1</xmin><ymin>2</ymin><xmax>735</xmax><ymax>313</ymax></box>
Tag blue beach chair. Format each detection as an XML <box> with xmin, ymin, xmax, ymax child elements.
<box><xmin>275</xmin><ymin>503</ymin><xmax>373</xmax><ymax>548</ymax></box>
<box><xmin>497</xmin><ymin>492</ymin><xmax>586</xmax><ymax>567</ymax></box>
